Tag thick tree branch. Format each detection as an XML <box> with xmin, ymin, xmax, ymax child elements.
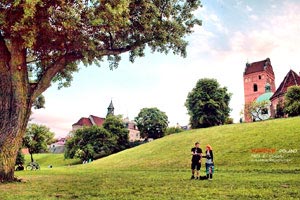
<box><xmin>0</xmin><ymin>34</ymin><xmax>11</xmax><ymax>71</ymax></box>
<box><xmin>31</xmin><ymin>55</ymin><xmax>67</xmax><ymax>99</ymax></box>
<box><xmin>98</xmin><ymin>39</ymin><xmax>152</xmax><ymax>56</ymax></box>
<box><xmin>31</xmin><ymin>51</ymin><xmax>84</xmax><ymax>98</ymax></box>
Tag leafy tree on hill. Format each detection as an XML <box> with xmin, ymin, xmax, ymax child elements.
<box><xmin>185</xmin><ymin>78</ymin><xmax>231</xmax><ymax>128</ymax></box>
<box><xmin>135</xmin><ymin>107</ymin><xmax>169</xmax><ymax>139</ymax></box>
<box><xmin>103</xmin><ymin>115</ymin><xmax>129</xmax><ymax>153</ymax></box>
<box><xmin>65</xmin><ymin>126</ymin><xmax>117</xmax><ymax>161</ymax></box>
<box><xmin>284</xmin><ymin>86</ymin><xmax>300</xmax><ymax>116</ymax></box>
<box><xmin>165</xmin><ymin>126</ymin><xmax>183</xmax><ymax>135</ymax></box>
<box><xmin>0</xmin><ymin>0</ymin><xmax>202</xmax><ymax>181</ymax></box>
<box><xmin>244</xmin><ymin>100</ymin><xmax>269</xmax><ymax>122</ymax></box>
<box><xmin>23</xmin><ymin>124</ymin><xmax>55</xmax><ymax>163</ymax></box>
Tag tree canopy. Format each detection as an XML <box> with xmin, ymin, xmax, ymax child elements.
<box><xmin>0</xmin><ymin>0</ymin><xmax>202</xmax><ymax>91</ymax></box>
<box><xmin>284</xmin><ymin>86</ymin><xmax>300</xmax><ymax>116</ymax></box>
<box><xmin>102</xmin><ymin>115</ymin><xmax>129</xmax><ymax>153</ymax></box>
<box><xmin>185</xmin><ymin>78</ymin><xmax>231</xmax><ymax>128</ymax></box>
<box><xmin>244</xmin><ymin>100</ymin><xmax>270</xmax><ymax>122</ymax></box>
<box><xmin>135</xmin><ymin>107</ymin><xmax>168</xmax><ymax>139</ymax></box>
<box><xmin>64</xmin><ymin>126</ymin><xmax>117</xmax><ymax>161</ymax></box>
<box><xmin>0</xmin><ymin>0</ymin><xmax>202</xmax><ymax>182</ymax></box>
<box><xmin>23</xmin><ymin>123</ymin><xmax>55</xmax><ymax>162</ymax></box>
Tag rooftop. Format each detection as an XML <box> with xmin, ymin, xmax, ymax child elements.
<box><xmin>270</xmin><ymin>69</ymin><xmax>300</xmax><ymax>100</ymax></box>
<box><xmin>244</xmin><ymin>58</ymin><xmax>274</xmax><ymax>76</ymax></box>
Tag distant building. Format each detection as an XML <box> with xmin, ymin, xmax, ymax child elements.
<box><xmin>253</xmin><ymin>84</ymin><xmax>273</xmax><ymax>121</ymax></box>
<box><xmin>243</xmin><ymin>58</ymin><xmax>300</xmax><ymax>122</ymax></box>
<box><xmin>243</xmin><ymin>58</ymin><xmax>276</xmax><ymax>122</ymax></box>
<box><xmin>72</xmin><ymin>101</ymin><xmax>142</xmax><ymax>142</ymax></box>
<box><xmin>49</xmin><ymin>137</ymin><xmax>66</xmax><ymax>154</ymax></box>
<box><xmin>72</xmin><ymin>115</ymin><xmax>105</xmax><ymax>132</ymax></box>
<box><xmin>106</xmin><ymin>100</ymin><xmax>114</xmax><ymax>117</ymax></box>
<box><xmin>270</xmin><ymin>69</ymin><xmax>300</xmax><ymax>116</ymax></box>
<box><xmin>123</xmin><ymin>117</ymin><xmax>142</xmax><ymax>142</ymax></box>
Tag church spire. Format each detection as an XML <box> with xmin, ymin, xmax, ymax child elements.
<box><xmin>106</xmin><ymin>100</ymin><xmax>114</xmax><ymax>117</ymax></box>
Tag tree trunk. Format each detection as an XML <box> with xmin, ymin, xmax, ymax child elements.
<box><xmin>30</xmin><ymin>153</ymin><xmax>34</xmax><ymax>163</ymax></box>
<box><xmin>0</xmin><ymin>37</ymin><xmax>32</xmax><ymax>182</ymax></box>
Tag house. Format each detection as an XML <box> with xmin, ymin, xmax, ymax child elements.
<box><xmin>72</xmin><ymin>101</ymin><xmax>142</xmax><ymax>142</ymax></box>
<box><xmin>72</xmin><ymin>115</ymin><xmax>105</xmax><ymax>132</ymax></box>
<box><xmin>270</xmin><ymin>69</ymin><xmax>300</xmax><ymax>116</ymax></box>
<box><xmin>123</xmin><ymin>117</ymin><xmax>142</xmax><ymax>142</ymax></box>
<box><xmin>49</xmin><ymin>137</ymin><xmax>67</xmax><ymax>154</ymax></box>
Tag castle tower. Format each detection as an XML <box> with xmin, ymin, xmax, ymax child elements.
<box><xmin>106</xmin><ymin>100</ymin><xmax>114</xmax><ymax>117</ymax></box>
<box><xmin>243</xmin><ymin>58</ymin><xmax>276</xmax><ymax>122</ymax></box>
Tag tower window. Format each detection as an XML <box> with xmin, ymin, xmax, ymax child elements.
<box><xmin>259</xmin><ymin>75</ymin><xmax>261</xmax><ymax>79</ymax></box>
<box><xmin>253</xmin><ymin>84</ymin><xmax>258</xmax><ymax>92</ymax></box>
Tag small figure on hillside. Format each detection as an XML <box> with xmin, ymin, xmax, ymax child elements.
<box><xmin>204</xmin><ymin>144</ymin><xmax>214</xmax><ymax>180</ymax></box>
<box><xmin>15</xmin><ymin>164</ymin><xmax>24</xmax><ymax>171</ymax></box>
<box><xmin>190</xmin><ymin>142</ymin><xmax>202</xmax><ymax>179</ymax></box>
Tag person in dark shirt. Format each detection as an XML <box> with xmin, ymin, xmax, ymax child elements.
<box><xmin>190</xmin><ymin>142</ymin><xmax>202</xmax><ymax>179</ymax></box>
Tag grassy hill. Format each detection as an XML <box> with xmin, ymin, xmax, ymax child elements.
<box><xmin>1</xmin><ymin>117</ymin><xmax>300</xmax><ymax>199</ymax></box>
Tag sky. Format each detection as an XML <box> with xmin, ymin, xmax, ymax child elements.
<box><xmin>31</xmin><ymin>0</ymin><xmax>300</xmax><ymax>138</ymax></box>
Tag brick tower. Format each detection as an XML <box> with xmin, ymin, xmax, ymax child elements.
<box><xmin>243</xmin><ymin>58</ymin><xmax>276</xmax><ymax>122</ymax></box>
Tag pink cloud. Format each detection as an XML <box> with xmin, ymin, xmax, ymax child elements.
<box><xmin>31</xmin><ymin>112</ymin><xmax>73</xmax><ymax>137</ymax></box>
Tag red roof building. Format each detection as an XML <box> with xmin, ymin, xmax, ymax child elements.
<box><xmin>270</xmin><ymin>69</ymin><xmax>300</xmax><ymax>117</ymax></box>
<box><xmin>243</xmin><ymin>58</ymin><xmax>276</xmax><ymax>122</ymax></box>
<box><xmin>71</xmin><ymin>101</ymin><xmax>142</xmax><ymax>141</ymax></box>
<box><xmin>72</xmin><ymin>115</ymin><xmax>105</xmax><ymax>131</ymax></box>
<box><xmin>270</xmin><ymin>70</ymin><xmax>300</xmax><ymax>101</ymax></box>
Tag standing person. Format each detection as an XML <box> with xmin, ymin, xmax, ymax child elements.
<box><xmin>205</xmin><ymin>144</ymin><xmax>214</xmax><ymax>180</ymax></box>
<box><xmin>191</xmin><ymin>142</ymin><xmax>202</xmax><ymax>179</ymax></box>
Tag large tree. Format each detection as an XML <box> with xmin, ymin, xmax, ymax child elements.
<box><xmin>102</xmin><ymin>115</ymin><xmax>129</xmax><ymax>153</ymax></box>
<box><xmin>185</xmin><ymin>78</ymin><xmax>231</xmax><ymax>128</ymax></box>
<box><xmin>284</xmin><ymin>86</ymin><xmax>300</xmax><ymax>117</ymax></box>
<box><xmin>64</xmin><ymin>126</ymin><xmax>117</xmax><ymax>161</ymax></box>
<box><xmin>0</xmin><ymin>1</ymin><xmax>201</xmax><ymax>181</ymax></box>
<box><xmin>135</xmin><ymin>107</ymin><xmax>168</xmax><ymax>139</ymax></box>
<box><xmin>23</xmin><ymin>123</ymin><xmax>55</xmax><ymax>163</ymax></box>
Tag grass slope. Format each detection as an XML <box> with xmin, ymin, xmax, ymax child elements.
<box><xmin>1</xmin><ymin>117</ymin><xmax>300</xmax><ymax>199</ymax></box>
<box><xmin>23</xmin><ymin>154</ymin><xmax>81</xmax><ymax>168</ymax></box>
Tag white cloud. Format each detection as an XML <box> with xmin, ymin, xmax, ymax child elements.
<box><xmin>246</xmin><ymin>5</ymin><xmax>253</xmax><ymax>12</ymax></box>
<box><xmin>249</xmin><ymin>14</ymin><xmax>258</xmax><ymax>20</ymax></box>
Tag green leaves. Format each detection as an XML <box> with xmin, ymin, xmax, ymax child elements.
<box><xmin>244</xmin><ymin>100</ymin><xmax>270</xmax><ymax>121</ymax></box>
<box><xmin>65</xmin><ymin>126</ymin><xmax>117</xmax><ymax>161</ymax></box>
<box><xmin>185</xmin><ymin>78</ymin><xmax>232</xmax><ymax>128</ymax></box>
<box><xmin>103</xmin><ymin>115</ymin><xmax>130</xmax><ymax>152</ymax></box>
<box><xmin>284</xmin><ymin>86</ymin><xmax>300</xmax><ymax>116</ymax></box>
<box><xmin>135</xmin><ymin>107</ymin><xmax>168</xmax><ymax>139</ymax></box>
<box><xmin>1</xmin><ymin>0</ymin><xmax>202</xmax><ymax>91</ymax></box>
<box><xmin>23</xmin><ymin>123</ymin><xmax>55</xmax><ymax>161</ymax></box>
<box><xmin>65</xmin><ymin>115</ymin><xmax>131</xmax><ymax>161</ymax></box>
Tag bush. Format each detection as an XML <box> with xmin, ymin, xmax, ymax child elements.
<box><xmin>225</xmin><ymin>118</ymin><xmax>234</xmax><ymax>124</ymax></box>
<box><xmin>165</xmin><ymin>127</ymin><xmax>183</xmax><ymax>135</ymax></box>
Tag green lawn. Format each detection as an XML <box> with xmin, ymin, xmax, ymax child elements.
<box><xmin>1</xmin><ymin>117</ymin><xmax>300</xmax><ymax>199</ymax></box>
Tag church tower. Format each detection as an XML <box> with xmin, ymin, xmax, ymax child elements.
<box><xmin>106</xmin><ymin>100</ymin><xmax>114</xmax><ymax>117</ymax></box>
<box><xmin>243</xmin><ymin>58</ymin><xmax>276</xmax><ymax>122</ymax></box>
